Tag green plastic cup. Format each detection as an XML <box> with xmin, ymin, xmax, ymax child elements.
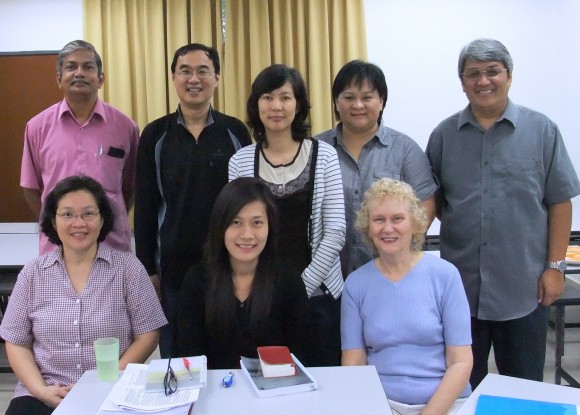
<box><xmin>93</xmin><ymin>337</ymin><xmax>119</xmax><ymax>381</ymax></box>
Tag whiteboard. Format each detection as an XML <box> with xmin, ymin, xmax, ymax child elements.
<box><xmin>365</xmin><ymin>0</ymin><xmax>580</xmax><ymax>232</ymax></box>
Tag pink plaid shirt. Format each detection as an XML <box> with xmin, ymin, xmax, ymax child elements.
<box><xmin>20</xmin><ymin>98</ymin><xmax>139</xmax><ymax>254</ymax></box>
<box><xmin>0</xmin><ymin>244</ymin><xmax>167</xmax><ymax>398</ymax></box>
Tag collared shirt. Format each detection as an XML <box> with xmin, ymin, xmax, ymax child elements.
<box><xmin>316</xmin><ymin>123</ymin><xmax>437</xmax><ymax>276</ymax></box>
<box><xmin>426</xmin><ymin>100</ymin><xmax>580</xmax><ymax>320</ymax></box>
<box><xmin>20</xmin><ymin>98</ymin><xmax>139</xmax><ymax>254</ymax></box>
<box><xmin>0</xmin><ymin>244</ymin><xmax>167</xmax><ymax>399</ymax></box>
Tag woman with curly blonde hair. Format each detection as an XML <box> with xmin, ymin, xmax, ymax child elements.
<box><xmin>342</xmin><ymin>178</ymin><xmax>472</xmax><ymax>415</ymax></box>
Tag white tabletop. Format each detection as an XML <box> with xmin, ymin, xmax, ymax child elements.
<box><xmin>566</xmin><ymin>272</ymin><xmax>580</xmax><ymax>290</ymax></box>
<box><xmin>53</xmin><ymin>366</ymin><xmax>392</xmax><ymax>415</ymax></box>
<box><xmin>0</xmin><ymin>222</ymin><xmax>39</xmax><ymax>234</ymax></box>
<box><xmin>0</xmin><ymin>233</ymin><xmax>39</xmax><ymax>267</ymax></box>
<box><xmin>455</xmin><ymin>373</ymin><xmax>580</xmax><ymax>414</ymax></box>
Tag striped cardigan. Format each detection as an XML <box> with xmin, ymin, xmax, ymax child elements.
<box><xmin>228</xmin><ymin>138</ymin><xmax>346</xmax><ymax>299</ymax></box>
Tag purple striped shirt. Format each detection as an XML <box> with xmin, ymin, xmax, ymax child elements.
<box><xmin>0</xmin><ymin>244</ymin><xmax>167</xmax><ymax>398</ymax></box>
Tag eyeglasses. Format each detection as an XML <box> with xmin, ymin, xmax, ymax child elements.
<box><xmin>164</xmin><ymin>357</ymin><xmax>178</xmax><ymax>396</ymax></box>
<box><xmin>175</xmin><ymin>68</ymin><xmax>214</xmax><ymax>80</ymax></box>
<box><xmin>462</xmin><ymin>67</ymin><xmax>508</xmax><ymax>80</ymax></box>
<box><xmin>56</xmin><ymin>211</ymin><xmax>100</xmax><ymax>222</ymax></box>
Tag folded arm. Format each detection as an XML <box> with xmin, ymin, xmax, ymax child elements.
<box><xmin>422</xmin><ymin>345</ymin><xmax>472</xmax><ymax>415</ymax></box>
<box><xmin>341</xmin><ymin>348</ymin><xmax>367</xmax><ymax>366</ymax></box>
<box><xmin>119</xmin><ymin>330</ymin><xmax>160</xmax><ymax>369</ymax></box>
<box><xmin>6</xmin><ymin>342</ymin><xmax>72</xmax><ymax>408</ymax></box>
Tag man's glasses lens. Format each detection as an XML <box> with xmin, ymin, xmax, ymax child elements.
<box><xmin>164</xmin><ymin>358</ymin><xmax>177</xmax><ymax>396</ymax></box>
<box><xmin>176</xmin><ymin>69</ymin><xmax>212</xmax><ymax>79</ymax></box>
<box><xmin>463</xmin><ymin>67</ymin><xmax>505</xmax><ymax>80</ymax></box>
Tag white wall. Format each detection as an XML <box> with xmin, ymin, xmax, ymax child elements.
<box><xmin>0</xmin><ymin>0</ymin><xmax>82</xmax><ymax>52</ymax></box>
<box><xmin>1</xmin><ymin>0</ymin><xmax>579</xmax><ymax>229</ymax></box>
<box><xmin>365</xmin><ymin>0</ymin><xmax>580</xmax><ymax>231</ymax></box>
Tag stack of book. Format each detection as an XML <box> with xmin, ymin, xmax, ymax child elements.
<box><xmin>240</xmin><ymin>346</ymin><xmax>318</xmax><ymax>398</ymax></box>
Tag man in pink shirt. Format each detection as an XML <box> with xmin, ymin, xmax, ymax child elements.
<box><xmin>20</xmin><ymin>40</ymin><xmax>139</xmax><ymax>254</ymax></box>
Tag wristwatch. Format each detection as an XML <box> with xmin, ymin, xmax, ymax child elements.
<box><xmin>547</xmin><ymin>260</ymin><xmax>567</xmax><ymax>273</ymax></box>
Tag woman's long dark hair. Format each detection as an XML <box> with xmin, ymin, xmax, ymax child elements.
<box><xmin>204</xmin><ymin>177</ymin><xmax>280</xmax><ymax>336</ymax></box>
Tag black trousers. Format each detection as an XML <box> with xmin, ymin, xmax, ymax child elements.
<box><xmin>470</xmin><ymin>305</ymin><xmax>549</xmax><ymax>389</ymax></box>
<box><xmin>6</xmin><ymin>396</ymin><xmax>53</xmax><ymax>415</ymax></box>
<box><xmin>301</xmin><ymin>295</ymin><xmax>342</xmax><ymax>367</ymax></box>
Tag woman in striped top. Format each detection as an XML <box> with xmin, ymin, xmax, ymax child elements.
<box><xmin>229</xmin><ymin>64</ymin><xmax>345</xmax><ymax>366</ymax></box>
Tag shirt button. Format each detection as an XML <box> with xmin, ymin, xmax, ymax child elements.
<box><xmin>484</xmin><ymin>161</ymin><xmax>489</xmax><ymax>166</ymax></box>
<box><xmin>76</xmin><ymin>299</ymin><xmax>80</xmax><ymax>304</ymax></box>
<box><xmin>355</xmin><ymin>190</ymin><xmax>359</xmax><ymax>195</ymax></box>
<box><xmin>80</xmin><ymin>169</ymin><xmax>85</xmax><ymax>174</ymax></box>
<box><xmin>73</xmin><ymin>320</ymin><xmax>78</xmax><ymax>325</ymax></box>
<box><xmin>76</xmin><ymin>364</ymin><xmax>81</xmax><ymax>369</ymax></box>
<box><xmin>75</xmin><ymin>343</ymin><xmax>80</xmax><ymax>348</ymax></box>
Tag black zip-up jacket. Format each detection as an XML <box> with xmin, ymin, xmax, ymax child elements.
<box><xmin>134</xmin><ymin>107</ymin><xmax>251</xmax><ymax>289</ymax></box>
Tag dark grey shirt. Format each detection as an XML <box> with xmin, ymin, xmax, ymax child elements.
<box><xmin>426</xmin><ymin>100</ymin><xmax>580</xmax><ymax>320</ymax></box>
<box><xmin>316</xmin><ymin>123</ymin><xmax>437</xmax><ymax>276</ymax></box>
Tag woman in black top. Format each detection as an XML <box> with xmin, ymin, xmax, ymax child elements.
<box><xmin>176</xmin><ymin>177</ymin><xmax>308</xmax><ymax>369</ymax></box>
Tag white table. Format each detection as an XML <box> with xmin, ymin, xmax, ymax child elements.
<box><xmin>0</xmin><ymin>222</ymin><xmax>39</xmax><ymax>267</ymax></box>
<box><xmin>53</xmin><ymin>366</ymin><xmax>392</xmax><ymax>415</ymax></box>
<box><xmin>455</xmin><ymin>373</ymin><xmax>580</xmax><ymax>414</ymax></box>
<box><xmin>566</xmin><ymin>269</ymin><xmax>580</xmax><ymax>289</ymax></box>
<box><xmin>0</xmin><ymin>222</ymin><xmax>39</xmax><ymax>234</ymax></box>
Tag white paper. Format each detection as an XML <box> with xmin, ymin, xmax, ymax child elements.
<box><xmin>97</xmin><ymin>364</ymin><xmax>199</xmax><ymax>413</ymax></box>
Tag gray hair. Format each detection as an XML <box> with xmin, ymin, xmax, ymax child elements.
<box><xmin>57</xmin><ymin>40</ymin><xmax>103</xmax><ymax>78</ymax></box>
<box><xmin>458</xmin><ymin>38</ymin><xmax>513</xmax><ymax>79</ymax></box>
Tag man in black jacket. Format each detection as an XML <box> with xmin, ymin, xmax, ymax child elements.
<box><xmin>135</xmin><ymin>43</ymin><xmax>251</xmax><ymax>357</ymax></box>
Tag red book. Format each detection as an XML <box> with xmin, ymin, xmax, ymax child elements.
<box><xmin>257</xmin><ymin>346</ymin><xmax>297</xmax><ymax>378</ymax></box>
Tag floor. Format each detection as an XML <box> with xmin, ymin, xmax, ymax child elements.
<box><xmin>0</xmin><ymin>308</ymin><xmax>578</xmax><ymax>413</ymax></box>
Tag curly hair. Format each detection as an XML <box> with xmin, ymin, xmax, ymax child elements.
<box><xmin>356</xmin><ymin>178</ymin><xmax>428</xmax><ymax>253</ymax></box>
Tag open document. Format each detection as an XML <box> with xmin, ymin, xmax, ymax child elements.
<box><xmin>97</xmin><ymin>364</ymin><xmax>199</xmax><ymax>414</ymax></box>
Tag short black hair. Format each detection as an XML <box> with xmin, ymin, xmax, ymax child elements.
<box><xmin>40</xmin><ymin>176</ymin><xmax>115</xmax><ymax>245</ymax></box>
<box><xmin>170</xmin><ymin>43</ymin><xmax>220</xmax><ymax>75</ymax></box>
<box><xmin>332</xmin><ymin>60</ymin><xmax>388</xmax><ymax>123</ymax></box>
<box><xmin>246</xmin><ymin>64</ymin><xmax>311</xmax><ymax>143</ymax></box>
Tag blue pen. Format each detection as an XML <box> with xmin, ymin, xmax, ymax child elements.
<box><xmin>222</xmin><ymin>371</ymin><xmax>234</xmax><ymax>388</ymax></box>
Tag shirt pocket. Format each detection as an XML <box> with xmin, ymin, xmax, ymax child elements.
<box><xmin>501</xmin><ymin>159</ymin><xmax>542</xmax><ymax>196</ymax></box>
<box><xmin>98</xmin><ymin>152</ymin><xmax>125</xmax><ymax>193</ymax></box>
<box><xmin>364</xmin><ymin>169</ymin><xmax>401</xmax><ymax>189</ymax></box>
